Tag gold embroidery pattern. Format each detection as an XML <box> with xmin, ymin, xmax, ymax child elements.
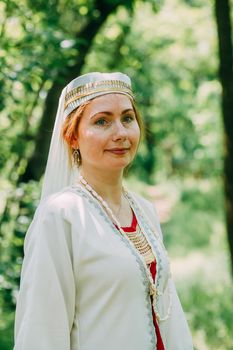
<box><xmin>64</xmin><ymin>80</ymin><xmax>133</xmax><ymax>109</ymax></box>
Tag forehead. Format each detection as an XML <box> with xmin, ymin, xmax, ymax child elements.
<box><xmin>86</xmin><ymin>93</ymin><xmax>133</xmax><ymax>115</ymax></box>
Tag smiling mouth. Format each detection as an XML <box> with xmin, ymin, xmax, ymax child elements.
<box><xmin>106</xmin><ymin>148</ymin><xmax>130</xmax><ymax>154</ymax></box>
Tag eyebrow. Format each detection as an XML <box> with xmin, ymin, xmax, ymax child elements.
<box><xmin>90</xmin><ymin>108</ymin><xmax>135</xmax><ymax>119</ymax></box>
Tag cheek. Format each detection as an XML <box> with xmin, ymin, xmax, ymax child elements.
<box><xmin>79</xmin><ymin>129</ymin><xmax>105</xmax><ymax>151</ymax></box>
<box><xmin>130</xmin><ymin>125</ymin><xmax>141</xmax><ymax>146</ymax></box>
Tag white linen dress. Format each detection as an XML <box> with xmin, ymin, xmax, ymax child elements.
<box><xmin>14</xmin><ymin>185</ymin><xmax>193</xmax><ymax>350</ymax></box>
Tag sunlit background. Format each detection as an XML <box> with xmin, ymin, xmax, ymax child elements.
<box><xmin>0</xmin><ymin>0</ymin><xmax>232</xmax><ymax>349</ymax></box>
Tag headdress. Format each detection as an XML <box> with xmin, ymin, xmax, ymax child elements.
<box><xmin>41</xmin><ymin>72</ymin><xmax>134</xmax><ymax>199</ymax></box>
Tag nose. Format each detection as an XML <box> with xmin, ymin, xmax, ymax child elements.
<box><xmin>112</xmin><ymin>120</ymin><xmax>127</xmax><ymax>141</ymax></box>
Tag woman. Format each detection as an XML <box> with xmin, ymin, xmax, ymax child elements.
<box><xmin>14</xmin><ymin>72</ymin><xmax>193</xmax><ymax>350</ymax></box>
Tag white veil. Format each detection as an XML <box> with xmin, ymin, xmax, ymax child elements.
<box><xmin>40</xmin><ymin>87</ymin><xmax>79</xmax><ymax>200</ymax></box>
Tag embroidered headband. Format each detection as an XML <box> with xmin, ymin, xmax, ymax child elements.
<box><xmin>64</xmin><ymin>72</ymin><xmax>134</xmax><ymax>118</ymax></box>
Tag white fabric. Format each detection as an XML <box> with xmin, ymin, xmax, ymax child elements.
<box><xmin>66</xmin><ymin>72</ymin><xmax>131</xmax><ymax>92</ymax></box>
<box><xmin>40</xmin><ymin>87</ymin><xmax>79</xmax><ymax>199</ymax></box>
<box><xmin>64</xmin><ymin>72</ymin><xmax>133</xmax><ymax>118</ymax></box>
<box><xmin>14</xmin><ymin>186</ymin><xmax>193</xmax><ymax>350</ymax></box>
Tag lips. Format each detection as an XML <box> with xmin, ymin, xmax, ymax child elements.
<box><xmin>106</xmin><ymin>148</ymin><xmax>130</xmax><ymax>155</ymax></box>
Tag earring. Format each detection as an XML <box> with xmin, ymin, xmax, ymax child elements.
<box><xmin>73</xmin><ymin>148</ymin><xmax>81</xmax><ymax>166</ymax></box>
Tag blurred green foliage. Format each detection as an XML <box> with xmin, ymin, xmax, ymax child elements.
<box><xmin>0</xmin><ymin>0</ymin><xmax>232</xmax><ymax>349</ymax></box>
<box><xmin>164</xmin><ymin>180</ymin><xmax>225</xmax><ymax>254</ymax></box>
<box><xmin>182</xmin><ymin>281</ymin><xmax>233</xmax><ymax>350</ymax></box>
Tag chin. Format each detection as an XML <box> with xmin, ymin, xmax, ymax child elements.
<box><xmin>106</xmin><ymin>160</ymin><xmax>131</xmax><ymax>170</ymax></box>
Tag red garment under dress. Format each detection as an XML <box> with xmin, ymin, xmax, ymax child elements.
<box><xmin>121</xmin><ymin>211</ymin><xmax>165</xmax><ymax>350</ymax></box>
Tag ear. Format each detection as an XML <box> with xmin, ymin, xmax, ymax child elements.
<box><xmin>70</xmin><ymin>136</ymin><xmax>79</xmax><ymax>149</ymax></box>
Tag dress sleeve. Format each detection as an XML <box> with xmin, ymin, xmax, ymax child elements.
<box><xmin>147</xmin><ymin>204</ymin><xmax>194</xmax><ymax>348</ymax></box>
<box><xmin>14</xmin><ymin>198</ymin><xmax>76</xmax><ymax>350</ymax></box>
<box><xmin>159</xmin><ymin>278</ymin><xmax>193</xmax><ymax>349</ymax></box>
<box><xmin>131</xmin><ymin>192</ymin><xmax>193</xmax><ymax>349</ymax></box>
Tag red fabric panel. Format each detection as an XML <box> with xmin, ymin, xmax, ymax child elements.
<box><xmin>150</xmin><ymin>262</ymin><xmax>165</xmax><ymax>350</ymax></box>
<box><xmin>121</xmin><ymin>213</ymin><xmax>165</xmax><ymax>350</ymax></box>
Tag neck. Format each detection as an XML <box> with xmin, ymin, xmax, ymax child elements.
<box><xmin>80</xmin><ymin>166</ymin><xmax>124</xmax><ymax>205</ymax></box>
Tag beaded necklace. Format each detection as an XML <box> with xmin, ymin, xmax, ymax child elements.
<box><xmin>123</xmin><ymin>223</ymin><xmax>155</xmax><ymax>264</ymax></box>
<box><xmin>78</xmin><ymin>175</ymin><xmax>172</xmax><ymax>323</ymax></box>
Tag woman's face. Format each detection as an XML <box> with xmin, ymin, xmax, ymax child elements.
<box><xmin>76</xmin><ymin>93</ymin><xmax>140</xmax><ymax>173</ymax></box>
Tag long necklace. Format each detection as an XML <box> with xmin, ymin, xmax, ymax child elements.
<box><xmin>123</xmin><ymin>225</ymin><xmax>155</xmax><ymax>264</ymax></box>
<box><xmin>78</xmin><ymin>174</ymin><xmax>172</xmax><ymax>323</ymax></box>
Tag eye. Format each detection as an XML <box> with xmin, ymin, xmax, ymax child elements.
<box><xmin>122</xmin><ymin>114</ymin><xmax>135</xmax><ymax>123</ymax></box>
<box><xmin>95</xmin><ymin>118</ymin><xmax>109</xmax><ymax>126</ymax></box>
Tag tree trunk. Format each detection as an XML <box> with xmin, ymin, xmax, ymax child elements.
<box><xmin>21</xmin><ymin>0</ymin><xmax>129</xmax><ymax>182</ymax></box>
<box><xmin>215</xmin><ymin>0</ymin><xmax>233</xmax><ymax>275</ymax></box>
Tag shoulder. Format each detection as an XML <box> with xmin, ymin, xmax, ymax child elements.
<box><xmin>23</xmin><ymin>187</ymin><xmax>86</xmax><ymax>243</ymax></box>
<box><xmin>37</xmin><ymin>186</ymin><xmax>85</xmax><ymax>218</ymax></box>
<box><xmin>24</xmin><ymin>190</ymin><xmax>81</xmax><ymax>256</ymax></box>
